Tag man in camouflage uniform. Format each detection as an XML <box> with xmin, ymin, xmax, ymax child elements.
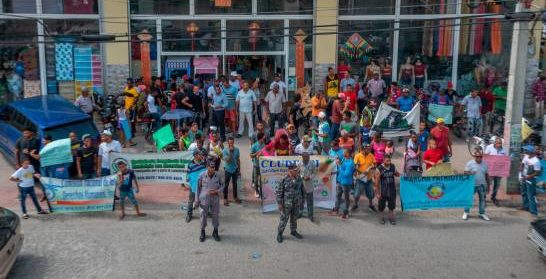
<box><xmin>276</xmin><ymin>163</ymin><xmax>305</xmax><ymax>243</ymax></box>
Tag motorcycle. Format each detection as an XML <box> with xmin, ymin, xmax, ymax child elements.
<box><xmin>99</xmin><ymin>94</ymin><xmax>119</xmax><ymax>137</ymax></box>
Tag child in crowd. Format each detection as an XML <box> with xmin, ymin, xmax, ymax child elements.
<box><xmin>178</xmin><ymin>127</ymin><xmax>191</xmax><ymax>151</ymax></box>
<box><xmin>10</xmin><ymin>159</ymin><xmax>48</xmax><ymax>219</ymax></box>
<box><xmin>385</xmin><ymin>140</ymin><xmax>395</xmax><ymax>157</ymax></box>
<box><xmin>116</xmin><ymin>161</ymin><xmax>146</xmax><ymax>220</ymax></box>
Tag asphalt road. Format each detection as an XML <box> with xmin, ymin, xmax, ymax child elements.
<box><xmin>3</xmin><ymin>135</ymin><xmax>546</xmax><ymax>279</ymax></box>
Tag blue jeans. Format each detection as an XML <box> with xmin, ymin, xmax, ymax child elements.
<box><xmin>353</xmin><ymin>180</ymin><xmax>374</xmax><ymax>207</ymax></box>
<box><xmin>521</xmin><ymin>179</ymin><xmax>538</xmax><ymax>215</ymax></box>
<box><xmin>464</xmin><ymin>184</ymin><xmax>486</xmax><ymax>215</ymax></box>
<box><xmin>19</xmin><ymin>186</ymin><xmax>42</xmax><ymax>214</ymax></box>
<box><xmin>467</xmin><ymin>117</ymin><xmax>483</xmax><ymax>138</ymax></box>
<box><xmin>491</xmin><ymin>176</ymin><xmax>502</xmax><ymax>200</ymax></box>
<box><xmin>120</xmin><ymin>190</ymin><xmax>138</xmax><ymax>206</ymax></box>
<box><xmin>330</xmin><ymin>122</ymin><xmax>340</xmax><ymax>141</ymax></box>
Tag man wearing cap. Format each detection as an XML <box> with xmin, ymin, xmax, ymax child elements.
<box><xmin>520</xmin><ymin>145</ymin><xmax>542</xmax><ymax>217</ymax></box>
<box><xmin>74</xmin><ymin>87</ymin><xmax>97</xmax><ymax>117</ymax></box>
<box><xmin>185</xmin><ymin>149</ymin><xmax>207</xmax><ymax>223</ymax></box>
<box><xmin>265</xmin><ymin>83</ymin><xmax>287</xmax><ymax>137</ymax></box>
<box><xmin>97</xmin><ymin>130</ymin><xmax>122</xmax><ymax>177</ymax></box>
<box><xmin>298</xmin><ymin>152</ymin><xmax>317</xmax><ymax>222</ymax></box>
<box><xmin>295</xmin><ymin>135</ymin><xmax>316</xmax><ymax>155</ymax></box>
<box><xmin>462</xmin><ymin>150</ymin><xmax>491</xmax><ymax>221</ymax></box>
<box><xmin>197</xmin><ymin>160</ymin><xmax>225</xmax><ymax>242</ymax></box>
<box><xmin>276</xmin><ymin>163</ymin><xmax>305</xmax><ymax>243</ymax></box>
<box><xmin>430</xmin><ymin>118</ymin><xmax>452</xmax><ymax>162</ymax></box>
<box><xmin>76</xmin><ymin>134</ymin><xmax>98</xmax><ymax>179</ymax></box>
<box><xmin>270</xmin><ymin>73</ymin><xmax>287</xmax><ymax>100</ymax></box>
<box><xmin>229</xmin><ymin>71</ymin><xmax>240</xmax><ymax>91</ymax></box>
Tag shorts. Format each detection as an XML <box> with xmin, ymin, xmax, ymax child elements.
<box><xmin>225</xmin><ymin>109</ymin><xmax>236</xmax><ymax>121</ymax></box>
<box><xmin>119</xmin><ymin>190</ymin><xmax>138</xmax><ymax>206</ymax></box>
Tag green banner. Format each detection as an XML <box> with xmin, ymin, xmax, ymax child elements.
<box><xmin>152</xmin><ymin>124</ymin><xmax>175</xmax><ymax>150</ymax></box>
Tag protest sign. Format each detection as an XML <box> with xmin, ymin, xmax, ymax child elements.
<box><xmin>153</xmin><ymin>124</ymin><xmax>176</xmax><ymax>150</ymax></box>
<box><xmin>400</xmin><ymin>175</ymin><xmax>475</xmax><ymax>211</ymax></box>
<box><xmin>187</xmin><ymin>166</ymin><xmax>206</xmax><ymax>193</ymax></box>
<box><xmin>40</xmin><ymin>175</ymin><xmax>117</xmax><ymax>213</ymax></box>
<box><xmin>372</xmin><ymin>102</ymin><xmax>420</xmax><ymax>138</ymax></box>
<box><xmin>259</xmin><ymin>156</ymin><xmax>336</xmax><ymax>212</ymax></box>
<box><xmin>39</xmin><ymin>138</ymin><xmax>73</xmax><ymax>167</ymax></box>
<box><xmin>427</xmin><ymin>104</ymin><xmax>453</xmax><ymax>124</ymax></box>
<box><xmin>483</xmin><ymin>155</ymin><xmax>511</xmax><ymax>177</ymax></box>
<box><xmin>110</xmin><ymin>152</ymin><xmax>192</xmax><ymax>184</ymax></box>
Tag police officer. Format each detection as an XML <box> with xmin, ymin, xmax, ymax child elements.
<box><xmin>196</xmin><ymin>160</ymin><xmax>225</xmax><ymax>242</ymax></box>
<box><xmin>276</xmin><ymin>163</ymin><xmax>305</xmax><ymax>243</ymax></box>
<box><xmin>185</xmin><ymin>149</ymin><xmax>206</xmax><ymax>223</ymax></box>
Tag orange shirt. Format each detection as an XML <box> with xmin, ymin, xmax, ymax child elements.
<box><xmin>311</xmin><ymin>96</ymin><xmax>327</xmax><ymax>117</ymax></box>
<box><xmin>338</xmin><ymin>137</ymin><xmax>354</xmax><ymax>151</ymax></box>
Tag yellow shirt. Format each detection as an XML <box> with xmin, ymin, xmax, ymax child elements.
<box><xmin>353</xmin><ymin>152</ymin><xmax>375</xmax><ymax>178</ymax></box>
<box><xmin>124</xmin><ymin>86</ymin><xmax>139</xmax><ymax>109</ymax></box>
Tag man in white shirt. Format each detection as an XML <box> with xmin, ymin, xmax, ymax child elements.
<box><xmin>97</xmin><ymin>130</ymin><xmax>122</xmax><ymax>177</ymax></box>
<box><xmin>520</xmin><ymin>145</ymin><xmax>542</xmax><ymax>217</ymax></box>
<box><xmin>74</xmin><ymin>87</ymin><xmax>97</xmax><ymax>116</ymax></box>
<box><xmin>462</xmin><ymin>151</ymin><xmax>491</xmax><ymax>221</ymax></box>
<box><xmin>461</xmin><ymin>90</ymin><xmax>483</xmax><ymax>137</ymax></box>
<box><xmin>146</xmin><ymin>90</ymin><xmax>160</xmax><ymax>131</ymax></box>
<box><xmin>294</xmin><ymin>135</ymin><xmax>316</xmax><ymax>155</ymax></box>
<box><xmin>483</xmin><ymin>137</ymin><xmax>506</xmax><ymax>206</ymax></box>
<box><xmin>10</xmin><ymin>159</ymin><xmax>47</xmax><ymax>218</ymax></box>
<box><xmin>236</xmin><ymin>81</ymin><xmax>257</xmax><ymax>138</ymax></box>
<box><xmin>265</xmin><ymin>84</ymin><xmax>287</xmax><ymax>137</ymax></box>
<box><xmin>270</xmin><ymin>73</ymin><xmax>288</xmax><ymax>100</ymax></box>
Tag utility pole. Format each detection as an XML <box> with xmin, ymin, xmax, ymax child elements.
<box><xmin>504</xmin><ymin>2</ymin><xmax>531</xmax><ymax>194</ymax></box>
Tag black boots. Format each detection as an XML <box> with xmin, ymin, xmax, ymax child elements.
<box><xmin>186</xmin><ymin>214</ymin><xmax>192</xmax><ymax>223</ymax></box>
<box><xmin>200</xmin><ymin>230</ymin><xmax>206</xmax><ymax>242</ymax></box>
<box><xmin>212</xmin><ymin>229</ymin><xmax>220</xmax><ymax>242</ymax></box>
<box><xmin>290</xmin><ymin>231</ymin><xmax>303</xmax><ymax>239</ymax></box>
<box><xmin>276</xmin><ymin>232</ymin><xmax>283</xmax><ymax>243</ymax></box>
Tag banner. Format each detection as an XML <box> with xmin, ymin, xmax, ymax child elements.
<box><xmin>424</xmin><ymin>163</ymin><xmax>454</xmax><ymax>176</ymax></box>
<box><xmin>259</xmin><ymin>156</ymin><xmax>336</xmax><ymax>212</ymax></box>
<box><xmin>110</xmin><ymin>152</ymin><xmax>193</xmax><ymax>184</ymax></box>
<box><xmin>40</xmin><ymin>175</ymin><xmax>117</xmax><ymax>213</ymax></box>
<box><xmin>372</xmin><ymin>102</ymin><xmax>420</xmax><ymax>138</ymax></box>
<box><xmin>483</xmin><ymin>155</ymin><xmax>511</xmax><ymax>177</ymax></box>
<box><xmin>153</xmin><ymin>124</ymin><xmax>176</xmax><ymax>150</ymax></box>
<box><xmin>187</xmin><ymin>166</ymin><xmax>206</xmax><ymax>193</ymax></box>
<box><xmin>400</xmin><ymin>175</ymin><xmax>475</xmax><ymax>211</ymax></box>
<box><xmin>39</xmin><ymin>138</ymin><xmax>73</xmax><ymax>167</ymax></box>
<box><xmin>427</xmin><ymin>104</ymin><xmax>453</xmax><ymax>124</ymax></box>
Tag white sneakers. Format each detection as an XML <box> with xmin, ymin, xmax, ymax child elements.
<box><xmin>462</xmin><ymin>212</ymin><xmax>490</xmax><ymax>221</ymax></box>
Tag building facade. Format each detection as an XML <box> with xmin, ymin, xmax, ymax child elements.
<box><xmin>0</xmin><ymin>0</ymin><xmax>544</xmax><ymax>105</ymax></box>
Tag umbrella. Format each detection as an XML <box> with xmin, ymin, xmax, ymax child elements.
<box><xmin>161</xmin><ymin>109</ymin><xmax>195</xmax><ymax>120</ymax></box>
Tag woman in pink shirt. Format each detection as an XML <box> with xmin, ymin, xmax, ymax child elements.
<box><xmin>371</xmin><ymin>132</ymin><xmax>386</xmax><ymax>165</ymax></box>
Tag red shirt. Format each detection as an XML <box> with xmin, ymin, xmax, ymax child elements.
<box><xmin>430</xmin><ymin>126</ymin><xmax>450</xmax><ymax>156</ymax></box>
<box><xmin>331</xmin><ymin>100</ymin><xmax>343</xmax><ymax>124</ymax></box>
<box><xmin>344</xmin><ymin>90</ymin><xmax>357</xmax><ymax>111</ymax></box>
<box><xmin>480</xmin><ymin>90</ymin><xmax>495</xmax><ymax>114</ymax></box>
<box><xmin>423</xmin><ymin>148</ymin><xmax>444</xmax><ymax>169</ymax></box>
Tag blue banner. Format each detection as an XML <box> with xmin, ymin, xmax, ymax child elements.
<box><xmin>400</xmin><ymin>175</ymin><xmax>475</xmax><ymax>211</ymax></box>
<box><xmin>40</xmin><ymin>175</ymin><xmax>117</xmax><ymax>213</ymax></box>
<box><xmin>188</xmin><ymin>167</ymin><xmax>206</xmax><ymax>193</ymax></box>
<box><xmin>427</xmin><ymin>104</ymin><xmax>453</xmax><ymax>125</ymax></box>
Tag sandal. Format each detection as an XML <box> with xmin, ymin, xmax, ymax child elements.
<box><xmin>22</xmin><ymin>214</ymin><xmax>29</xmax><ymax>219</ymax></box>
<box><xmin>389</xmin><ymin>218</ymin><xmax>396</xmax><ymax>225</ymax></box>
<box><xmin>379</xmin><ymin>217</ymin><xmax>385</xmax><ymax>224</ymax></box>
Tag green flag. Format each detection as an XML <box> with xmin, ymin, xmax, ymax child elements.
<box><xmin>39</xmin><ymin>138</ymin><xmax>73</xmax><ymax>167</ymax></box>
<box><xmin>152</xmin><ymin>124</ymin><xmax>175</xmax><ymax>151</ymax></box>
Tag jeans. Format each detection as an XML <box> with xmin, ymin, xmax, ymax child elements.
<box><xmin>353</xmin><ymin>180</ymin><xmax>374</xmax><ymax>207</ymax></box>
<box><xmin>238</xmin><ymin>111</ymin><xmax>254</xmax><ymax>137</ymax></box>
<box><xmin>467</xmin><ymin>117</ymin><xmax>483</xmax><ymax>138</ymax></box>
<box><xmin>491</xmin><ymin>176</ymin><xmax>502</xmax><ymax>200</ymax></box>
<box><xmin>269</xmin><ymin>113</ymin><xmax>284</xmax><ymax>137</ymax></box>
<box><xmin>252</xmin><ymin>167</ymin><xmax>261</xmax><ymax>197</ymax></box>
<box><xmin>330</xmin><ymin>122</ymin><xmax>340</xmax><ymax>141</ymax></box>
<box><xmin>150</xmin><ymin>112</ymin><xmax>161</xmax><ymax>131</ymax></box>
<box><xmin>521</xmin><ymin>179</ymin><xmax>538</xmax><ymax>215</ymax></box>
<box><xmin>213</xmin><ymin>110</ymin><xmax>226</xmax><ymax>141</ymax></box>
<box><xmin>334</xmin><ymin>185</ymin><xmax>351</xmax><ymax>215</ymax></box>
<box><xmin>224</xmin><ymin>171</ymin><xmax>238</xmax><ymax>200</ymax></box>
<box><xmin>19</xmin><ymin>186</ymin><xmax>42</xmax><ymax>214</ymax></box>
<box><xmin>300</xmin><ymin>192</ymin><xmax>314</xmax><ymax>219</ymax></box>
<box><xmin>101</xmin><ymin>168</ymin><xmax>111</xmax><ymax>176</ymax></box>
<box><xmin>464</xmin><ymin>184</ymin><xmax>486</xmax><ymax>215</ymax></box>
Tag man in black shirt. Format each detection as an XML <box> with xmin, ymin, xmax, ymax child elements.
<box><xmin>15</xmin><ymin>127</ymin><xmax>41</xmax><ymax>170</ymax></box>
<box><xmin>76</xmin><ymin>134</ymin><xmax>98</xmax><ymax>179</ymax></box>
<box><xmin>189</xmin><ymin>85</ymin><xmax>205</xmax><ymax>129</ymax></box>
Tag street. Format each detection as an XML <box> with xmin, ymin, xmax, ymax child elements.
<box><xmin>3</xmin><ymin>137</ymin><xmax>546</xmax><ymax>279</ymax></box>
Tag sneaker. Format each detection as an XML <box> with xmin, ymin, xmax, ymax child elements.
<box><xmin>254</xmin><ymin>191</ymin><xmax>260</xmax><ymax>198</ymax></box>
<box><xmin>276</xmin><ymin>233</ymin><xmax>283</xmax><ymax>243</ymax></box>
<box><xmin>212</xmin><ymin>229</ymin><xmax>220</xmax><ymax>241</ymax></box>
<box><xmin>492</xmin><ymin>198</ymin><xmax>500</xmax><ymax>207</ymax></box>
<box><xmin>369</xmin><ymin>205</ymin><xmax>378</xmax><ymax>212</ymax></box>
<box><xmin>462</xmin><ymin>212</ymin><xmax>469</xmax><ymax>220</ymax></box>
<box><xmin>185</xmin><ymin>214</ymin><xmax>192</xmax><ymax>223</ymax></box>
<box><xmin>479</xmin><ymin>214</ymin><xmax>490</xmax><ymax>221</ymax></box>
<box><xmin>200</xmin><ymin>230</ymin><xmax>206</xmax><ymax>242</ymax></box>
<box><xmin>22</xmin><ymin>214</ymin><xmax>29</xmax><ymax>219</ymax></box>
<box><xmin>341</xmin><ymin>214</ymin><xmax>348</xmax><ymax>220</ymax></box>
<box><xmin>290</xmin><ymin>231</ymin><xmax>303</xmax><ymax>239</ymax></box>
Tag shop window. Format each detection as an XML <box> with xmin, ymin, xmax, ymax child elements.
<box><xmin>339</xmin><ymin>0</ymin><xmax>395</xmax><ymax>15</ymax></box>
<box><xmin>162</xmin><ymin>20</ymin><xmax>221</xmax><ymax>52</ymax></box>
<box><xmin>42</xmin><ymin>0</ymin><xmax>98</xmax><ymax>14</ymax></box>
<box><xmin>0</xmin><ymin>19</ymin><xmax>40</xmax><ymax>104</ymax></box>
<box><xmin>398</xmin><ymin>20</ymin><xmax>454</xmax><ymax>89</ymax></box>
<box><xmin>337</xmin><ymin>21</ymin><xmax>394</xmax><ymax>83</ymax></box>
<box><xmin>0</xmin><ymin>0</ymin><xmax>36</xmax><ymax>13</ymax></box>
<box><xmin>257</xmin><ymin>0</ymin><xmax>313</xmax><ymax>15</ymax></box>
<box><xmin>457</xmin><ymin>18</ymin><xmax>512</xmax><ymax>94</ymax></box>
<box><xmin>130</xmin><ymin>0</ymin><xmax>189</xmax><ymax>14</ymax></box>
<box><xmin>461</xmin><ymin>0</ymin><xmax>516</xmax><ymax>14</ymax></box>
<box><xmin>195</xmin><ymin>0</ymin><xmax>251</xmax><ymax>14</ymax></box>
<box><xmin>401</xmin><ymin>0</ymin><xmax>458</xmax><ymax>15</ymax></box>
<box><xmin>43</xmin><ymin>19</ymin><xmax>101</xmax><ymax>100</ymax></box>
<box><xmin>131</xmin><ymin>20</ymin><xmax>158</xmax><ymax>79</ymax></box>
<box><xmin>226</xmin><ymin>20</ymin><xmax>284</xmax><ymax>52</ymax></box>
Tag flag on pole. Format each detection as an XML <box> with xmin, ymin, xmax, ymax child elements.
<box><xmin>522</xmin><ymin>119</ymin><xmax>534</xmax><ymax>141</ymax></box>
<box><xmin>152</xmin><ymin>124</ymin><xmax>175</xmax><ymax>151</ymax></box>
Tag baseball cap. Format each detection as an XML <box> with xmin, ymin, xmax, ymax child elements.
<box><xmin>318</xmin><ymin>111</ymin><xmax>326</xmax><ymax>119</ymax></box>
<box><xmin>81</xmin><ymin>134</ymin><xmax>92</xmax><ymax>141</ymax></box>
<box><xmin>287</xmin><ymin>163</ymin><xmax>298</xmax><ymax>170</ymax></box>
<box><xmin>102</xmin><ymin>130</ymin><xmax>113</xmax><ymax>137</ymax></box>
<box><xmin>436</xmin><ymin>118</ymin><xmax>445</xmax><ymax>124</ymax></box>
<box><xmin>522</xmin><ymin>145</ymin><xmax>536</xmax><ymax>153</ymax></box>
<box><xmin>338</xmin><ymin>93</ymin><xmax>346</xmax><ymax>100</ymax></box>
<box><xmin>230</xmin><ymin>71</ymin><xmax>238</xmax><ymax>77</ymax></box>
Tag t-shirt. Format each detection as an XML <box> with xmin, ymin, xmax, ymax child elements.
<box><xmin>418</xmin><ymin>130</ymin><xmax>429</xmax><ymax>151</ymax></box>
<box><xmin>250</xmin><ymin>142</ymin><xmax>265</xmax><ymax>167</ymax></box>
<box><xmin>15</xmin><ymin>137</ymin><xmax>40</xmax><ymax>167</ymax></box>
<box><xmin>522</xmin><ymin>155</ymin><xmax>541</xmax><ymax>178</ymax></box>
<box><xmin>222</xmin><ymin>85</ymin><xmax>238</xmax><ymax>110</ymax></box>
<box><xmin>484</xmin><ymin>144</ymin><xmax>506</xmax><ymax>156</ymax></box>
<box><xmin>124</xmin><ymin>86</ymin><xmax>139</xmax><ymax>109</ymax></box>
<box><xmin>265</xmin><ymin>91</ymin><xmax>286</xmax><ymax>114</ymax></box>
<box><xmin>325</xmin><ymin>75</ymin><xmax>339</xmax><ymax>98</ymax></box>
<box><xmin>371</xmin><ymin>141</ymin><xmax>386</xmax><ymax>165</ymax></box>
<box><xmin>311</xmin><ymin>96</ymin><xmax>327</xmax><ymax>117</ymax></box>
<box><xmin>396</xmin><ymin>96</ymin><xmax>414</xmax><ymax>112</ymax></box>
<box><xmin>340</xmin><ymin>120</ymin><xmax>357</xmax><ymax>135</ymax></box>
<box><xmin>236</xmin><ymin>89</ymin><xmax>256</xmax><ymax>113</ymax></box>
<box><xmin>77</xmin><ymin>146</ymin><xmax>97</xmax><ymax>174</ymax></box>
<box><xmin>328</xmin><ymin>148</ymin><xmax>344</xmax><ymax>161</ymax></box>
<box><xmin>288</xmin><ymin>134</ymin><xmax>300</xmax><ymax>149</ymax></box>
<box><xmin>222</xmin><ymin>148</ymin><xmax>240</xmax><ymax>174</ymax></box>
<box><xmin>461</xmin><ymin>95</ymin><xmax>482</xmax><ymax>118</ymax></box>
<box><xmin>119</xmin><ymin>169</ymin><xmax>136</xmax><ymax>192</ymax></box>
<box><xmin>317</xmin><ymin>121</ymin><xmax>330</xmax><ymax>143</ymax></box>
<box><xmin>98</xmin><ymin>140</ymin><xmax>122</xmax><ymax>169</ymax></box>
<box><xmin>294</xmin><ymin>143</ymin><xmax>316</xmax><ymax>155</ymax></box>
<box><xmin>493</xmin><ymin>86</ymin><xmax>507</xmax><ymax>112</ymax></box>
<box><xmin>430</xmin><ymin>126</ymin><xmax>450</xmax><ymax>156</ymax></box>
<box><xmin>175</xmin><ymin>92</ymin><xmax>190</xmax><ymax>110</ymax></box>
<box><xmin>147</xmin><ymin>95</ymin><xmax>158</xmax><ymax>113</ymax></box>
<box><xmin>11</xmin><ymin>165</ymin><xmax>35</xmax><ymax>188</ymax></box>
<box><xmin>338</xmin><ymin>137</ymin><xmax>354</xmax><ymax>151</ymax></box>
<box><xmin>331</xmin><ymin>101</ymin><xmax>343</xmax><ymax>124</ymax></box>
<box><xmin>344</xmin><ymin>90</ymin><xmax>357</xmax><ymax>111</ymax></box>
<box><xmin>189</xmin><ymin>92</ymin><xmax>204</xmax><ymax>113</ymax></box>
<box><xmin>465</xmin><ymin>160</ymin><xmax>488</xmax><ymax>186</ymax></box>
<box><xmin>423</xmin><ymin>148</ymin><xmax>444</xmax><ymax>170</ymax></box>
<box><xmin>354</xmin><ymin>152</ymin><xmax>375</xmax><ymax>178</ymax></box>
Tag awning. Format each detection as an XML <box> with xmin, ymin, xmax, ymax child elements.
<box><xmin>165</xmin><ymin>57</ymin><xmax>191</xmax><ymax>70</ymax></box>
<box><xmin>194</xmin><ymin>57</ymin><xmax>219</xmax><ymax>74</ymax></box>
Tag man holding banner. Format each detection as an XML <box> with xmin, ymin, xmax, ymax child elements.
<box><xmin>484</xmin><ymin>138</ymin><xmax>506</xmax><ymax>206</ymax></box>
<box><xmin>462</xmin><ymin>151</ymin><xmax>491</xmax><ymax>221</ymax></box>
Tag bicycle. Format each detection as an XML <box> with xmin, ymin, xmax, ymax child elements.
<box><xmin>139</xmin><ymin>114</ymin><xmax>155</xmax><ymax>145</ymax></box>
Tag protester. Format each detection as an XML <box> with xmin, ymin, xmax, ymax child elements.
<box><xmin>311</xmin><ymin>90</ymin><xmax>328</xmax><ymax>128</ymax></box>
<box><xmin>117</xmin><ymin>101</ymin><xmax>136</xmax><ymax>147</ymax></box>
<box><xmin>222</xmin><ymin>137</ymin><xmax>241</xmax><ymax>206</ymax></box>
<box><xmin>340</xmin><ymin>72</ymin><xmax>355</xmax><ymax>92</ymax></box>
<box><xmin>188</xmin><ymin>122</ymin><xmax>202</xmax><ymax>143</ymax></box>
<box><xmin>315</xmin><ymin>111</ymin><xmax>330</xmax><ymax>154</ymax></box>
<box><xmin>97</xmin><ymin>131</ymin><xmax>122</xmax><ymax>177</ymax></box>
<box><xmin>338</xmin><ymin>130</ymin><xmax>355</xmax><ymax>153</ymax></box>
<box><xmin>145</xmin><ymin>89</ymin><xmax>161</xmax><ymax>131</ymax></box>
<box><xmin>276</xmin><ymin>163</ymin><xmax>305</xmax><ymax>243</ymax></box>
<box><xmin>367</xmin><ymin>72</ymin><xmax>386</xmax><ymax>101</ymax></box>
<box><xmin>330</xmin><ymin>94</ymin><xmax>346</xmax><ymax>141</ymax></box>
<box><xmin>294</xmin><ymin>135</ymin><xmax>316</xmax><ymax>155</ymax></box>
<box><xmin>286</xmin><ymin>124</ymin><xmax>300</xmax><ymax>155</ymax></box>
<box><xmin>324</xmin><ymin>67</ymin><xmax>340</xmax><ymax>99</ymax></box>
<box><xmin>210</xmin><ymin>85</ymin><xmax>227</xmax><ymax>141</ymax></box>
<box><xmin>430</xmin><ymin>118</ymin><xmax>452</xmax><ymax>161</ymax></box>
<box><xmin>74</xmin><ymin>87</ymin><xmax>97</xmax><ymax>116</ymax></box>
<box><xmin>396</xmin><ymin>88</ymin><xmax>415</xmax><ymax>112</ymax></box>
<box><xmin>374</xmin><ymin>155</ymin><xmax>400</xmax><ymax>225</ymax></box>
<box><xmin>236</xmin><ymin>81</ymin><xmax>257</xmax><ymax>138</ymax></box>
<box><xmin>207</xmin><ymin>130</ymin><xmax>224</xmax><ymax>171</ymax></box>
<box><xmin>222</xmin><ymin>80</ymin><xmax>238</xmax><ymax>136</ymax></box>
<box><xmin>15</xmin><ymin>127</ymin><xmax>40</xmax><ymax>170</ymax></box>
<box><xmin>484</xmin><ymin>137</ymin><xmax>506</xmax><ymax>206</ymax></box>
<box><xmin>461</xmin><ymin>89</ymin><xmax>483</xmax><ymax>138</ymax></box>
<box><xmin>520</xmin><ymin>145</ymin><xmax>542</xmax><ymax>218</ymax></box>
<box><xmin>404</xmin><ymin>132</ymin><xmax>422</xmax><ymax>175</ymax></box>
<box><xmin>422</xmin><ymin>139</ymin><xmax>444</xmax><ymax>170</ymax></box>
<box><xmin>265</xmin><ymin>83</ymin><xmax>287</xmax><ymax>137</ymax></box>
<box><xmin>10</xmin><ymin>159</ymin><xmax>48</xmax><ymax>219</ymax></box>
<box><xmin>387</xmin><ymin>82</ymin><xmax>401</xmax><ymax>107</ymax></box>
<box><xmin>188</xmin><ymin>133</ymin><xmax>207</xmax><ymax>155</ymax></box>
<box><xmin>185</xmin><ymin>149</ymin><xmax>207</xmax><ymax>223</ymax></box>
<box><xmin>343</xmin><ymin>84</ymin><xmax>358</xmax><ymax>113</ymax></box>
<box><xmin>331</xmin><ymin>148</ymin><xmax>355</xmax><ymax>220</ymax></box>
<box><xmin>462</xmin><ymin>151</ymin><xmax>490</xmax><ymax>221</ymax></box>
<box><xmin>116</xmin><ymin>161</ymin><xmax>146</xmax><ymax>220</ymax></box>
<box><xmin>252</xmin><ymin>79</ymin><xmax>263</xmax><ymax>123</ymax></box>
<box><xmin>197</xmin><ymin>160</ymin><xmax>225</xmax><ymax>242</ymax></box>
<box><xmin>178</xmin><ymin>127</ymin><xmax>191</xmax><ymax>151</ymax></box>
<box><xmin>250</xmin><ymin>121</ymin><xmax>266</xmax><ymax>144</ymax></box>
<box><xmin>417</xmin><ymin>122</ymin><xmax>429</xmax><ymax>152</ymax></box>
<box><xmin>189</xmin><ymin>85</ymin><xmax>206</xmax><ymax>129</ymax></box>
<box><xmin>76</xmin><ymin>134</ymin><xmax>98</xmax><ymax>179</ymax></box>
<box><xmin>298</xmin><ymin>152</ymin><xmax>317</xmax><ymax>222</ymax></box>
<box><xmin>340</xmin><ymin>111</ymin><xmax>358</xmax><ymax>139</ymax></box>
<box><xmin>250</xmin><ymin>132</ymin><xmax>266</xmax><ymax>198</ymax></box>
<box><xmin>371</xmin><ymin>132</ymin><xmax>386</xmax><ymax>165</ymax></box>
<box><xmin>353</xmin><ymin>144</ymin><xmax>377</xmax><ymax>212</ymax></box>
<box><xmin>270</xmin><ymin>73</ymin><xmax>288</xmax><ymax>100</ymax></box>
<box><xmin>328</xmin><ymin>139</ymin><xmax>344</xmax><ymax>162</ymax></box>
<box><xmin>123</xmin><ymin>78</ymin><xmax>140</xmax><ymax>133</ymax></box>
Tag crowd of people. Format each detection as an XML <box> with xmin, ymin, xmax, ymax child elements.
<box><xmin>8</xmin><ymin>64</ymin><xmax>544</xmax><ymax>243</ymax></box>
